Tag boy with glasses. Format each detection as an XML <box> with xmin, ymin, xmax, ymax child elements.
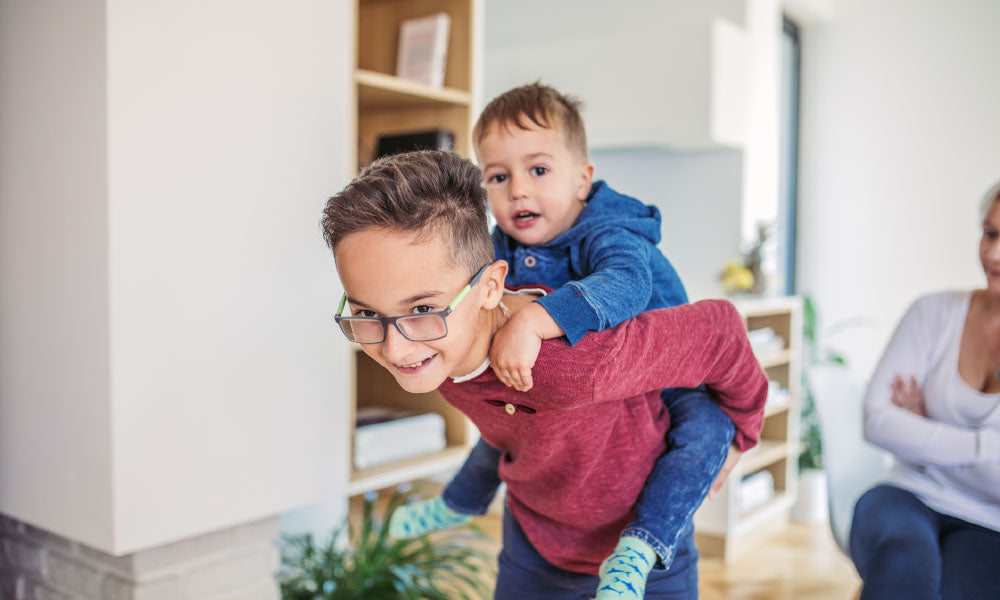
<box><xmin>324</xmin><ymin>150</ymin><xmax>766</xmax><ymax>599</ymax></box>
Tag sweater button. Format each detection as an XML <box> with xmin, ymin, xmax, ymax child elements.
<box><xmin>524</xmin><ymin>255</ymin><xmax>536</xmax><ymax>267</ymax></box>
<box><xmin>504</xmin><ymin>403</ymin><xmax>516</xmax><ymax>415</ymax></box>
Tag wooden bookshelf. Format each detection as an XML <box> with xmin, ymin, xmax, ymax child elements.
<box><xmin>353</xmin><ymin>0</ymin><xmax>478</xmax><ymax>171</ymax></box>
<box><xmin>694</xmin><ymin>296</ymin><xmax>804</xmax><ymax>560</ymax></box>
<box><xmin>347</xmin><ymin>0</ymin><xmax>480</xmax><ymax>495</ymax></box>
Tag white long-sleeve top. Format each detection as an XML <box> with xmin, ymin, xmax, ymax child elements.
<box><xmin>865</xmin><ymin>291</ymin><xmax>1000</xmax><ymax>531</ymax></box>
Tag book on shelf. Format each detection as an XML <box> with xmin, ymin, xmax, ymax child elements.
<box><xmin>764</xmin><ymin>380</ymin><xmax>790</xmax><ymax>412</ymax></box>
<box><xmin>396</xmin><ymin>12</ymin><xmax>451</xmax><ymax>88</ymax></box>
<box><xmin>374</xmin><ymin>129</ymin><xmax>455</xmax><ymax>161</ymax></box>
<box><xmin>747</xmin><ymin>326</ymin><xmax>785</xmax><ymax>359</ymax></box>
<box><xmin>354</xmin><ymin>406</ymin><xmax>446</xmax><ymax>470</ymax></box>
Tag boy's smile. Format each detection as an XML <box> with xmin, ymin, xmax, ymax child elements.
<box><xmin>478</xmin><ymin>122</ymin><xmax>594</xmax><ymax>246</ymax></box>
<box><xmin>334</xmin><ymin>228</ymin><xmax>507</xmax><ymax>394</ymax></box>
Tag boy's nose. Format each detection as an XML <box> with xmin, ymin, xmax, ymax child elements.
<box><xmin>509</xmin><ymin>174</ymin><xmax>529</xmax><ymax>201</ymax></box>
<box><xmin>381</xmin><ymin>322</ymin><xmax>418</xmax><ymax>363</ymax></box>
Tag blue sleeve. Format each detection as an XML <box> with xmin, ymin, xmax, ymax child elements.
<box><xmin>656</xmin><ymin>255</ymin><xmax>689</xmax><ymax>307</ymax></box>
<box><xmin>535</xmin><ymin>231</ymin><xmax>653</xmax><ymax>345</ymax></box>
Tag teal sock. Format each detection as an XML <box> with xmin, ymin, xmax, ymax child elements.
<box><xmin>595</xmin><ymin>536</ymin><xmax>657</xmax><ymax>599</ymax></box>
<box><xmin>387</xmin><ymin>496</ymin><xmax>470</xmax><ymax>539</ymax></box>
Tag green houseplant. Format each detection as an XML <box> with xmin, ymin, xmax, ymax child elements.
<box><xmin>278</xmin><ymin>488</ymin><xmax>495</xmax><ymax>600</ymax></box>
<box><xmin>792</xmin><ymin>295</ymin><xmax>848</xmax><ymax>521</ymax></box>
<box><xmin>799</xmin><ymin>295</ymin><xmax>847</xmax><ymax>471</ymax></box>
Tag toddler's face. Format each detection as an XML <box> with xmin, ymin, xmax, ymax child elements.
<box><xmin>477</xmin><ymin>121</ymin><xmax>594</xmax><ymax>246</ymax></box>
<box><xmin>334</xmin><ymin>228</ymin><xmax>498</xmax><ymax>394</ymax></box>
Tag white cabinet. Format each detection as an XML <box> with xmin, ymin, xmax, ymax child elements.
<box><xmin>484</xmin><ymin>0</ymin><xmax>751</xmax><ymax>150</ymax></box>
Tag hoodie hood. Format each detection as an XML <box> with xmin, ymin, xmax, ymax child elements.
<box><xmin>493</xmin><ymin>181</ymin><xmax>662</xmax><ymax>255</ymax></box>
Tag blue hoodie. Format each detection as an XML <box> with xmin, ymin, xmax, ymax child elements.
<box><xmin>493</xmin><ymin>180</ymin><xmax>688</xmax><ymax>345</ymax></box>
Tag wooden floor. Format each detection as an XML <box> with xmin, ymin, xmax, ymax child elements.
<box><xmin>468</xmin><ymin>512</ymin><xmax>860</xmax><ymax>600</ymax></box>
<box><xmin>351</xmin><ymin>488</ymin><xmax>861</xmax><ymax>599</ymax></box>
<box><xmin>695</xmin><ymin>522</ymin><xmax>860</xmax><ymax>600</ymax></box>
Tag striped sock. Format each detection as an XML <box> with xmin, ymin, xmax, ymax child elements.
<box><xmin>387</xmin><ymin>497</ymin><xmax>470</xmax><ymax>539</ymax></box>
<box><xmin>595</xmin><ymin>536</ymin><xmax>657</xmax><ymax>599</ymax></box>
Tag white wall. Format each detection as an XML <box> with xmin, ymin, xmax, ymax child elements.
<box><xmin>483</xmin><ymin>0</ymin><xmax>748</xmax><ymax>151</ymax></box>
<box><xmin>0</xmin><ymin>0</ymin><xmax>115</xmax><ymax>550</ymax></box>
<box><xmin>1</xmin><ymin>0</ymin><xmax>353</xmax><ymax>555</ymax></box>
<box><xmin>797</xmin><ymin>0</ymin><xmax>1000</xmax><ymax>376</ymax></box>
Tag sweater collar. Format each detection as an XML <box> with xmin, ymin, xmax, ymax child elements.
<box><xmin>452</xmin><ymin>357</ymin><xmax>491</xmax><ymax>383</ymax></box>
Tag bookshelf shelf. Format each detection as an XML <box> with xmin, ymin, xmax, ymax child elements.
<box><xmin>356</xmin><ymin>69</ymin><xmax>472</xmax><ymax>108</ymax></box>
<box><xmin>347</xmin><ymin>446</ymin><xmax>471</xmax><ymax>496</ymax></box>
<box><xmin>756</xmin><ymin>348</ymin><xmax>792</xmax><ymax>369</ymax></box>
<box><xmin>740</xmin><ymin>440</ymin><xmax>789</xmax><ymax>475</ymax></box>
<box><xmin>764</xmin><ymin>402</ymin><xmax>791</xmax><ymax>419</ymax></box>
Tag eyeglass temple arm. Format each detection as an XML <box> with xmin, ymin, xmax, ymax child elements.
<box><xmin>448</xmin><ymin>285</ymin><xmax>472</xmax><ymax>310</ymax></box>
<box><xmin>336</xmin><ymin>293</ymin><xmax>347</xmax><ymax>315</ymax></box>
<box><xmin>448</xmin><ymin>264</ymin><xmax>491</xmax><ymax>310</ymax></box>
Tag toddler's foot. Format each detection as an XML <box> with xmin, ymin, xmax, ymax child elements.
<box><xmin>387</xmin><ymin>496</ymin><xmax>470</xmax><ymax>539</ymax></box>
<box><xmin>595</xmin><ymin>536</ymin><xmax>657</xmax><ymax>599</ymax></box>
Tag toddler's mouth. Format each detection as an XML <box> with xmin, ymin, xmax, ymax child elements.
<box><xmin>513</xmin><ymin>211</ymin><xmax>540</xmax><ymax>228</ymax></box>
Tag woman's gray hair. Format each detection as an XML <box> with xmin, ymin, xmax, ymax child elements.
<box><xmin>980</xmin><ymin>180</ymin><xmax>1000</xmax><ymax>221</ymax></box>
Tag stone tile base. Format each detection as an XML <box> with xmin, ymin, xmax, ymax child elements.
<box><xmin>0</xmin><ymin>513</ymin><xmax>279</xmax><ymax>600</ymax></box>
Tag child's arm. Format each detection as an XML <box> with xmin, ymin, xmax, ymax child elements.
<box><xmin>537</xmin><ymin>232</ymin><xmax>659</xmax><ymax>346</ymax></box>
<box><xmin>492</xmin><ymin>231</ymin><xmax>676</xmax><ymax>390</ymax></box>
<box><xmin>490</xmin><ymin>302</ymin><xmax>563</xmax><ymax>391</ymax></box>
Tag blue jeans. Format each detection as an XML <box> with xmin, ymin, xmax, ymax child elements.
<box><xmin>849</xmin><ymin>484</ymin><xmax>1000</xmax><ymax>600</ymax></box>
<box><xmin>443</xmin><ymin>387</ymin><xmax>734</xmax><ymax>568</ymax></box>
<box><xmin>495</xmin><ymin>507</ymin><xmax>699</xmax><ymax>599</ymax></box>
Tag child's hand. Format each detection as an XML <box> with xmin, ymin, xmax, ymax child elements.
<box><xmin>490</xmin><ymin>312</ymin><xmax>543</xmax><ymax>392</ymax></box>
<box><xmin>708</xmin><ymin>444</ymin><xmax>743</xmax><ymax>500</ymax></box>
<box><xmin>890</xmin><ymin>375</ymin><xmax>927</xmax><ymax>417</ymax></box>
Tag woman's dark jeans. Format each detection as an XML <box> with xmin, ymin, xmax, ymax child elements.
<box><xmin>850</xmin><ymin>484</ymin><xmax>1000</xmax><ymax>599</ymax></box>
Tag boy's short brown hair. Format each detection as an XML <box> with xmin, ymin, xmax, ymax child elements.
<box><xmin>321</xmin><ymin>150</ymin><xmax>494</xmax><ymax>275</ymax></box>
<box><xmin>473</xmin><ymin>82</ymin><xmax>588</xmax><ymax>160</ymax></box>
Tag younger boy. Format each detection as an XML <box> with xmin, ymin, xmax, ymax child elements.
<box><xmin>390</xmin><ymin>84</ymin><xmax>745</xmax><ymax>597</ymax></box>
<box><xmin>323</xmin><ymin>150</ymin><xmax>767</xmax><ymax>598</ymax></box>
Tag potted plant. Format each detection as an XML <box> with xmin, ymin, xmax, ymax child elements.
<box><xmin>278</xmin><ymin>488</ymin><xmax>495</xmax><ymax>599</ymax></box>
<box><xmin>793</xmin><ymin>296</ymin><xmax>847</xmax><ymax>522</ymax></box>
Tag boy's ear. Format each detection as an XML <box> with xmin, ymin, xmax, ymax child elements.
<box><xmin>575</xmin><ymin>161</ymin><xmax>595</xmax><ymax>202</ymax></box>
<box><xmin>480</xmin><ymin>260</ymin><xmax>509</xmax><ymax>309</ymax></box>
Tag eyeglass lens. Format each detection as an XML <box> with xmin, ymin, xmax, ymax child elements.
<box><xmin>341</xmin><ymin>314</ymin><xmax>447</xmax><ymax>343</ymax></box>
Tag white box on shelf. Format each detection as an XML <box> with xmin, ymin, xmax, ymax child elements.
<box><xmin>396</xmin><ymin>12</ymin><xmax>451</xmax><ymax>88</ymax></box>
<box><xmin>738</xmin><ymin>469</ymin><xmax>775</xmax><ymax>514</ymax></box>
<box><xmin>354</xmin><ymin>408</ymin><xmax>446</xmax><ymax>470</ymax></box>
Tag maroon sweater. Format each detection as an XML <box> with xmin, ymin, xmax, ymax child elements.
<box><xmin>438</xmin><ymin>299</ymin><xmax>768</xmax><ymax>574</ymax></box>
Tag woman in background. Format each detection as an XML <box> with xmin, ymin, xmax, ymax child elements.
<box><xmin>849</xmin><ymin>181</ymin><xmax>1000</xmax><ymax>599</ymax></box>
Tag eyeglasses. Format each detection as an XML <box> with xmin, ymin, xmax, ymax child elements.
<box><xmin>334</xmin><ymin>264</ymin><xmax>491</xmax><ymax>344</ymax></box>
